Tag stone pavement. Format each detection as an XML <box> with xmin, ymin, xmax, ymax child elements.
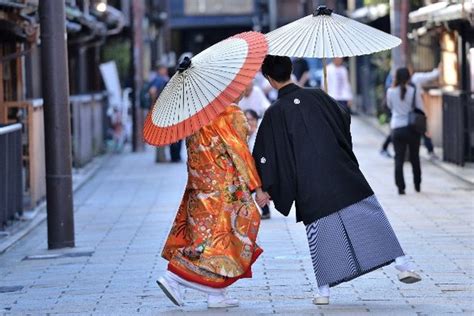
<box><xmin>0</xmin><ymin>117</ymin><xmax>473</xmax><ymax>315</ymax></box>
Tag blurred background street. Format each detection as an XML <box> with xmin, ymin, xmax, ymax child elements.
<box><xmin>0</xmin><ymin>0</ymin><xmax>473</xmax><ymax>314</ymax></box>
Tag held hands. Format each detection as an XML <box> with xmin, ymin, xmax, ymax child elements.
<box><xmin>255</xmin><ymin>187</ymin><xmax>271</xmax><ymax>208</ymax></box>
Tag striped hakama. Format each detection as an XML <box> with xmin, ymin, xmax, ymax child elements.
<box><xmin>306</xmin><ymin>195</ymin><xmax>404</xmax><ymax>287</ymax></box>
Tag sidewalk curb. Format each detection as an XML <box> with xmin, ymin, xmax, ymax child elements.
<box><xmin>358</xmin><ymin>115</ymin><xmax>474</xmax><ymax>186</ymax></box>
<box><xmin>0</xmin><ymin>154</ymin><xmax>110</xmax><ymax>254</ymax></box>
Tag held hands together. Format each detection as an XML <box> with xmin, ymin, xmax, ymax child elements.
<box><xmin>255</xmin><ymin>187</ymin><xmax>271</xmax><ymax>208</ymax></box>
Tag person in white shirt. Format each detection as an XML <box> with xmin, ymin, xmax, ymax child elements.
<box><xmin>324</xmin><ymin>58</ymin><xmax>355</xmax><ymax>114</ymax></box>
<box><xmin>380</xmin><ymin>65</ymin><xmax>440</xmax><ymax>159</ymax></box>
<box><xmin>238</xmin><ymin>82</ymin><xmax>270</xmax><ymax>117</ymax></box>
<box><xmin>387</xmin><ymin>67</ymin><xmax>424</xmax><ymax>195</ymax></box>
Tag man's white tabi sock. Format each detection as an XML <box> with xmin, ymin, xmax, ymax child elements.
<box><xmin>395</xmin><ymin>255</ymin><xmax>416</xmax><ymax>272</ymax></box>
<box><xmin>317</xmin><ymin>284</ymin><xmax>330</xmax><ymax>297</ymax></box>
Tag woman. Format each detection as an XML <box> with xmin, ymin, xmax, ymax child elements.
<box><xmin>387</xmin><ymin>68</ymin><xmax>424</xmax><ymax>195</ymax></box>
<box><xmin>157</xmin><ymin>104</ymin><xmax>268</xmax><ymax>308</ymax></box>
<box><xmin>245</xmin><ymin>109</ymin><xmax>271</xmax><ymax>220</ymax></box>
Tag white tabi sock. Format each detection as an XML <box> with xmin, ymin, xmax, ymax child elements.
<box><xmin>395</xmin><ymin>255</ymin><xmax>416</xmax><ymax>272</ymax></box>
<box><xmin>165</xmin><ymin>271</ymin><xmax>223</xmax><ymax>294</ymax></box>
<box><xmin>317</xmin><ymin>284</ymin><xmax>330</xmax><ymax>297</ymax></box>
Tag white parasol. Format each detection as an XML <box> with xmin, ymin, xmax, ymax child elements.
<box><xmin>265</xmin><ymin>5</ymin><xmax>401</xmax><ymax>91</ymax></box>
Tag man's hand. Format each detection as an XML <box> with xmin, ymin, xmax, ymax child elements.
<box><xmin>255</xmin><ymin>188</ymin><xmax>270</xmax><ymax>207</ymax></box>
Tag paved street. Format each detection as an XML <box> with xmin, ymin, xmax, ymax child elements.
<box><xmin>0</xmin><ymin>117</ymin><xmax>473</xmax><ymax>315</ymax></box>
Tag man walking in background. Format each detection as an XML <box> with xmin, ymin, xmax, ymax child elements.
<box><xmin>149</xmin><ymin>63</ymin><xmax>183</xmax><ymax>162</ymax></box>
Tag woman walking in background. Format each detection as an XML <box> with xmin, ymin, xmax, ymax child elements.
<box><xmin>245</xmin><ymin>109</ymin><xmax>271</xmax><ymax>219</ymax></box>
<box><xmin>387</xmin><ymin>68</ymin><xmax>424</xmax><ymax>195</ymax></box>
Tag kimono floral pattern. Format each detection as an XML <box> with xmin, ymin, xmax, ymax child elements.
<box><xmin>161</xmin><ymin>105</ymin><xmax>263</xmax><ymax>288</ymax></box>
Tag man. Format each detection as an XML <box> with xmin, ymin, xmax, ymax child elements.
<box><xmin>238</xmin><ymin>81</ymin><xmax>271</xmax><ymax>117</ymax></box>
<box><xmin>325</xmin><ymin>57</ymin><xmax>355</xmax><ymax>114</ymax></box>
<box><xmin>253</xmin><ymin>55</ymin><xmax>421</xmax><ymax>305</ymax></box>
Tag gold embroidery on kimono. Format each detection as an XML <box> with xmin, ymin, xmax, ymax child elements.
<box><xmin>162</xmin><ymin>105</ymin><xmax>263</xmax><ymax>288</ymax></box>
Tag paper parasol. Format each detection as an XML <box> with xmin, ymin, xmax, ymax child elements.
<box><xmin>265</xmin><ymin>5</ymin><xmax>401</xmax><ymax>91</ymax></box>
<box><xmin>143</xmin><ymin>31</ymin><xmax>268</xmax><ymax>146</ymax></box>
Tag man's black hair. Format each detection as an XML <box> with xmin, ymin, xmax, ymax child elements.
<box><xmin>261</xmin><ymin>55</ymin><xmax>293</xmax><ymax>83</ymax></box>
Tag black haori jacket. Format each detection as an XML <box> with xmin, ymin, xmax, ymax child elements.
<box><xmin>252</xmin><ymin>84</ymin><xmax>374</xmax><ymax>225</ymax></box>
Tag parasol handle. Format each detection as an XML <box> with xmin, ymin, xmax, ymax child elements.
<box><xmin>323</xmin><ymin>57</ymin><xmax>328</xmax><ymax>93</ymax></box>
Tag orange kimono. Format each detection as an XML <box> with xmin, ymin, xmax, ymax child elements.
<box><xmin>162</xmin><ymin>105</ymin><xmax>263</xmax><ymax>288</ymax></box>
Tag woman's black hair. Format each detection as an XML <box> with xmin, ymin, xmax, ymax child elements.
<box><xmin>394</xmin><ymin>67</ymin><xmax>411</xmax><ymax>100</ymax></box>
<box><xmin>261</xmin><ymin>55</ymin><xmax>293</xmax><ymax>83</ymax></box>
<box><xmin>244</xmin><ymin>109</ymin><xmax>260</xmax><ymax>120</ymax></box>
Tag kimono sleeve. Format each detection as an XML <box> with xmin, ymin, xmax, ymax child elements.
<box><xmin>215</xmin><ymin>107</ymin><xmax>262</xmax><ymax>191</ymax></box>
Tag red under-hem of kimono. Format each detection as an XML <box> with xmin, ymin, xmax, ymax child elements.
<box><xmin>168</xmin><ymin>247</ymin><xmax>263</xmax><ymax>289</ymax></box>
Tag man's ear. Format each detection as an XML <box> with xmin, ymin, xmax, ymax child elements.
<box><xmin>267</xmin><ymin>77</ymin><xmax>276</xmax><ymax>89</ymax></box>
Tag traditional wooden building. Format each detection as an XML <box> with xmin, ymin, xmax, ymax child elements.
<box><xmin>0</xmin><ymin>0</ymin><xmax>125</xmax><ymax>216</ymax></box>
<box><xmin>409</xmin><ymin>1</ymin><xmax>473</xmax><ymax>165</ymax></box>
<box><xmin>162</xmin><ymin>0</ymin><xmax>309</xmax><ymax>60</ymax></box>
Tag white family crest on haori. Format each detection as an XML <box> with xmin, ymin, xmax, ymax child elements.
<box><xmin>143</xmin><ymin>32</ymin><xmax>268</xmax><ymax>146</ymax></box>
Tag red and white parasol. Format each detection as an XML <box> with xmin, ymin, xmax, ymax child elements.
<box><xmin>143</xmin><ymin>31</ymin><xmax>268</xmax><ymax>146</ymax></box>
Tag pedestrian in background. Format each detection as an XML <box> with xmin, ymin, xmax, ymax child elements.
<box><xmin>245</xmin><ymin>109</ymin><xmax>271</xmax><ymax>219</ymax></box>
<box><xmin>381</xmin><ymin>65</ymin><xmax>440</xmax><ymax>159</ymax></box>
<box><xmin>324</xmin><ymin>57</ymin><xmax>356</xmax><ymax>115</ymax></box>
<box><xmin>238</xmin><ymin>81</ymin><xmax>270</xmax><ymax>117</ymax></box>
<box><xmin>387</xmin><ymin>68</ymin><xmax>424</xmax><ymax>195</ymax></box>
<box><xmin>149</xmin><ymin>63</ymin><xmax>171</xmax><ymax>163</ymax></box>
<box><xmin>292</xmin><ymin>57</ymin><xmax>311</xmax><ymax>87</ymax></box>
<box><xmin>254</xmin><ymin>56</ymin><xmax>421</xmax><ymax>306</ymax></box>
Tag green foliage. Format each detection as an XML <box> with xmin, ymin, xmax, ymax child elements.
<box><xmin>101</xmin><ymin>39</ymin><xmax>131</xmax><ymax>84</ymax></box>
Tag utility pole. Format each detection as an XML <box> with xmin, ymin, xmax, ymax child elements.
<box><xmin>347</xmin><ymin>0</ymin><xmax>358</xmax><ymax>110</ymax></box>
<box><xmin>39</xmin><ymin>1</ymin><xmax>75</xmax><ymax>249</ymax></box>
<box><xmin>268</xmin><ymin>0</ymin><xmax>277</xmax><ymax>31</ymax></box>
<box><xmin>130</xmin><ymin>0</ymin><xmax>145</xmax><ymax>152</ymax></box>
<box><xmin>390</xmin><ymin>0</ymin><xmax>410</xmax><ymax>72</ymax></box>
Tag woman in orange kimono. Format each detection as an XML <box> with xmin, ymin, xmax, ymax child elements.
<box><xmin>157</xmin><ymin>104</ymin><xmax>268</xmax><ymax>308</ymax></box>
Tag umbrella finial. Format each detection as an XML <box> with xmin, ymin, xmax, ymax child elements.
<box><xmin>177</xmin><ymin>57</ymin><xmax>192</xmax><ymax>73</ymax></box>
<box><xmin>314</xmin><ymin>5</ymin><xmax>333</xmax><ymax>17</ymax></box>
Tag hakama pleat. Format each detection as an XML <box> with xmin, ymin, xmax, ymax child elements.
<box><xmin>306</xmin><ymin>195</ymin><xmax>404</xmax><ymax>287</ymax></box>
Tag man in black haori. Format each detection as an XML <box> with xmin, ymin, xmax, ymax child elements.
<box><xmin>253</xmin><ymin>55</ymin><xmax>421</xmax><ymax>305</ymax></box>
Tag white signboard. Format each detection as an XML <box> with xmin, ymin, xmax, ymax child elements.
<box><xmin>99</xmin><ymin>61</ymin><xmax>122</xmax><ymax>108</ymax></box>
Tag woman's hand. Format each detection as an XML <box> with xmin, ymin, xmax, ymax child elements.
<box><xmin>255</xmin><ymin>187</ymin><xmax>270</xmax><ymax>207</ymax></box>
